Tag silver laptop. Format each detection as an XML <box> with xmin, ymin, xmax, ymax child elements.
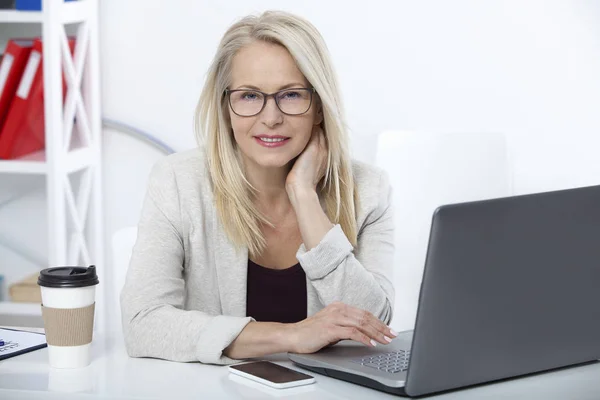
<box><xmin>289</xmin><ymin>185</ymin><xmax>600</xmax><ymax>397</ymax></box>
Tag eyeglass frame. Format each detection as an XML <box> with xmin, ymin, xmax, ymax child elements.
<box><xmin>224</xmin><ymin>87</ymin><xmax>316</xmax><ymax>117</ymax></box>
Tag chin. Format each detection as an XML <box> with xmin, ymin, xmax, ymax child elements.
<box><xmin>254</xmin><ymin>155</ymin><xmax>293</xmax><ymax>169</ymax></box>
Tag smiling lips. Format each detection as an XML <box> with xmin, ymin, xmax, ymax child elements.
<box><xmin>254</xmin><ymin>135</ymin><xmax>290</xmax><ymax>148</ymax></box>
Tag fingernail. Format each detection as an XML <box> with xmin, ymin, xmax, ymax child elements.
<box><xmin>384</xmin><ymin>336</ymin><xmax>392</xmax><ymax>343</ymax></box>
<box><xmin>370</xmin><ymin>339</ymin><xmax>377</xmax><ymax>347</ymax></box>
<box><xmin>389</xmin><ymin>328</ymin><xmax>398</xmax><ymax>337</ymax></box>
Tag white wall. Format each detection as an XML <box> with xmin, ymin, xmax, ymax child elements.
<box><xmin>1</xmin><ymin>1</ymin><xmax>600</xmax><ymax>328</ymax></box>
<box><xmin>99</xmin><ymin>0</ymin><xmax>600</xmax><ymax>188</ymax></box>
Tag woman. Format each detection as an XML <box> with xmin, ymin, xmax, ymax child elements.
<box><xmin>120</xmin><ymin>10</ymin><xmax>396</xmax><ymax>365</ymax></box>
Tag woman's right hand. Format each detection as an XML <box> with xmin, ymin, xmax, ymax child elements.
<box><xmin>287</xmin><ymin>302</ymin><xmax>398</xmax><ymax>354</ymax></box>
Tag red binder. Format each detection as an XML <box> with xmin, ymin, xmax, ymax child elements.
<box><xmin>0</xmin><ymin>37</ymin><xmax>76</xmax><ymax>160</ymax></box>
<box><xmin>0</xmin><ymin>39</ymin><xmax>34</xmax><ymax>134</ymax></box>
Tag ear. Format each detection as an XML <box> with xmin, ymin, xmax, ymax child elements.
<box><xmin>314</xmin><ymin>106</ymin><xmax>324</xmax><ymax>126</ymax></box>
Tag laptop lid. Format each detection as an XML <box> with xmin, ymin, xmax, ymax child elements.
<box><xmin>405</xmin><ymin>185</ymin><xmax>600</xmax><ymax>396</ymax></box>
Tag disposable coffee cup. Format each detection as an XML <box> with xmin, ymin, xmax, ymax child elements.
<box><xmin>38</xmin><ymin>265</ymin><xmax>99</xmax><ymax>369</ymax></box>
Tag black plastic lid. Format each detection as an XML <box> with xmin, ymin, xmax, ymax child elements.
<box><xmin>37</xmin><ymin>265</ymin><xmax>99</xmax><ymax>288</ymax></box>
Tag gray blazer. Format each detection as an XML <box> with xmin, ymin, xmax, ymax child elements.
<box><xmin>120</xmin><ymin>149</ymin><xmax>395</xmax><ymax>365</ymax></box>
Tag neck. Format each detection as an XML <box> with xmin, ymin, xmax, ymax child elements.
<box><xmin>243</xmin><ymin>157</ymin><xmax>293</xmax><ymax>214</ymax></box>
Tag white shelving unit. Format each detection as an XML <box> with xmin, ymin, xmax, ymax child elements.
<box><xmin>0</xmin><ymin>0</ymin><xmax>103</xmax><ymax>330</ymax></box>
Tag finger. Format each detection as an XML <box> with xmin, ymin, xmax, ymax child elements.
<box><xmin>334</xmin><ymin>326</ymin><xmax>376</xmax><ymax>348</ymax></box>
<box><xmin>334</xmin><ymin>315</ymin><xmax>391</xmax><ymax>345</ymax></box>
<box><xmin>323</xmin><ymin>302</ymin><xmax>346</xmax><ymax>316</ymax></box>
<box><xmin>344</xmin><ymin>305</ymin><xmax>396</xmax><ymax>340</ymax></box>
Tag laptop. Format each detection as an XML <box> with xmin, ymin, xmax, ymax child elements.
<box><xmin>289</xmin><ymin>185</ymin><xmax>600</xmax><ymax>397</ymax></box>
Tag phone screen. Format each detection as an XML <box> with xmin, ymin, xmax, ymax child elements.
<box><xmin>230</xmin><ymin>361</ymin><xmax>313</xmax><ymax>384</ymax></box>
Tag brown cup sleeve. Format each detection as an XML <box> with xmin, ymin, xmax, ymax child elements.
<box><xmin>41</xmin><ymin>303</ymin><xmax>95</xmax><ymax>346</ymax></box>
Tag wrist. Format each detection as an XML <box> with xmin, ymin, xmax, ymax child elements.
<box><xmin>277</xmin><ymin>322</ymin><xmax>298</xmax><ymax>353</ymax></box>
<box><xmin>286</xmin><ymin>185</ymin><xmax>317</xmax><ymax>207</ymax></box>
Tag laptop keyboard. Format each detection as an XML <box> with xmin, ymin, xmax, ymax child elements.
<box><xmin>350</xmin><ymin>349</ymin><xmax>411</xmax><ymax>374</ymax></box>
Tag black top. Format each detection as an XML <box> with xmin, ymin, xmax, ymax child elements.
<box><xmin>246</xmin><ymin>259</ymin><xmax>307</xmax><ymax>323</ymax></box>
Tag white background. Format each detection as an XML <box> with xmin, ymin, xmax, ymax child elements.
<box><xmin>1</xmin><ymin>1</ymin><xmax>599</xmax><ymax>325</ymax></box>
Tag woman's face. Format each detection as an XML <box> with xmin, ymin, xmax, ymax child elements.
<box><xmin>227</xmin><ymin>40</ymin><xmax>322</xmax><ymax>170</ymax></box>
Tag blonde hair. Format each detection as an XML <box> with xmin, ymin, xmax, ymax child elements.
<box><xmin>195</xmin><ymin>10</ymin><xmax>358</xmax><ymax>258</ymax></box>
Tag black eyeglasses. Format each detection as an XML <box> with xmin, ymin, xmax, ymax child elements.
<box><xmin>225</xmin><ymin>87</ymin><xmax>315</xmax><ymax>117</ymax></box>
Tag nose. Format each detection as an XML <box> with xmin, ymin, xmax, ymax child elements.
<box><xmin>260</xmin><ymin>96</ymin><xmax>284</xmax><ymax>128</ymax></box>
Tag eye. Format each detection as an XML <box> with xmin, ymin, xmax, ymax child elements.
<box><xmin>281</xmin><ymin>91</ymin><xmax>301</xmax><ymax>99</ymax></box>
<box><xmin>240</xmin><ymin>91</ymin><xmax>261</xmax><ymax>101</ymax></box>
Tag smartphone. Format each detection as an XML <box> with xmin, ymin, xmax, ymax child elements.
<box><xmin>228</xmin><ymin>361</ymin><xmax>316</xmax><ymax>389</ymax></box>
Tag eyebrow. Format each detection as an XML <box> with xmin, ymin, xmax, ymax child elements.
<box><xmin>233</xmin><ymin>82</ymin><xmax>307</xmax><ymax>91</ymax></box>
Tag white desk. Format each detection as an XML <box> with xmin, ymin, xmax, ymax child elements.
<box><xmin>1</xmin><ymin>331</ymin><xmax>600</xmax><ymax>399</ymax></box>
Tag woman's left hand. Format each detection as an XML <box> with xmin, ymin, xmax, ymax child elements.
<box><xmin>285</xmin><ymin>125</ymin><xmax>328</xmax><ymax>194</ymax></box>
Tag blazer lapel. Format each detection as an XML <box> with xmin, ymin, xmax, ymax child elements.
<box><xmin>306</xmin><ymin>191</ymin><xmax>327</xmax><ymax>316</ymax></box>
<box><xmin>213</xmin><ymin>216</ymin><xmax>249</xmax><ymax>318</ymax></box>
<box><xmin>213</xmin><ymin>191</ymin><xmax>327</xmax><ymax>319</ymax></box>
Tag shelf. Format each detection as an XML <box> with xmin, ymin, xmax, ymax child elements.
<box><xmin>0</xmin><ymin>301</ymin><xmax>43</xmax><ymax>328</ymax></box>
<box><xmin>0</xmin><ymin>151</ymin><xmax>47</xmax><ymax>174</ymax></box>
<box><xmin>0</xmin><ymin>0</ymin><xmax>102</xmax><ymax>331</ymax></box>
<box><xmin>0</xmin><ymin>147</ymin><xmax>97</xmax><ymax>175</ymax></box>
<box><xmin>0</xmin><ymin>0</ymin><xmax>92</xmax><ymax>24</ymax></box>
<box><xmin>61</xmin><ymin>0</ymin><xmax>92</xmax><ymax>24</ymax></box>
<box><xmin>0</xmin><ymin>9</ymin><xmax>43</xmax><ymax>23</ymax></box>
<box><xmin>0</xmin><ymin>300</ymin><xmax>40</xmax><ymax>316</ymax></box>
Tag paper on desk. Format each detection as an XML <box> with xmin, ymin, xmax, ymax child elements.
<box><xmin>0</xmin><ymin>328</ymin><xmax>47</xmax><ymax>360</ymax></box>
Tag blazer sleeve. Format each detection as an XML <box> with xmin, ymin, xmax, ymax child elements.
<box><xmin>295</xmin><ymin>170</ymin><xmax>395</xmax><ymax>324</ymax></box>
<box><xmin>120</xmin><ymin>158</ymin><xmax>253</xmax><ymax>365</ymax></box>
